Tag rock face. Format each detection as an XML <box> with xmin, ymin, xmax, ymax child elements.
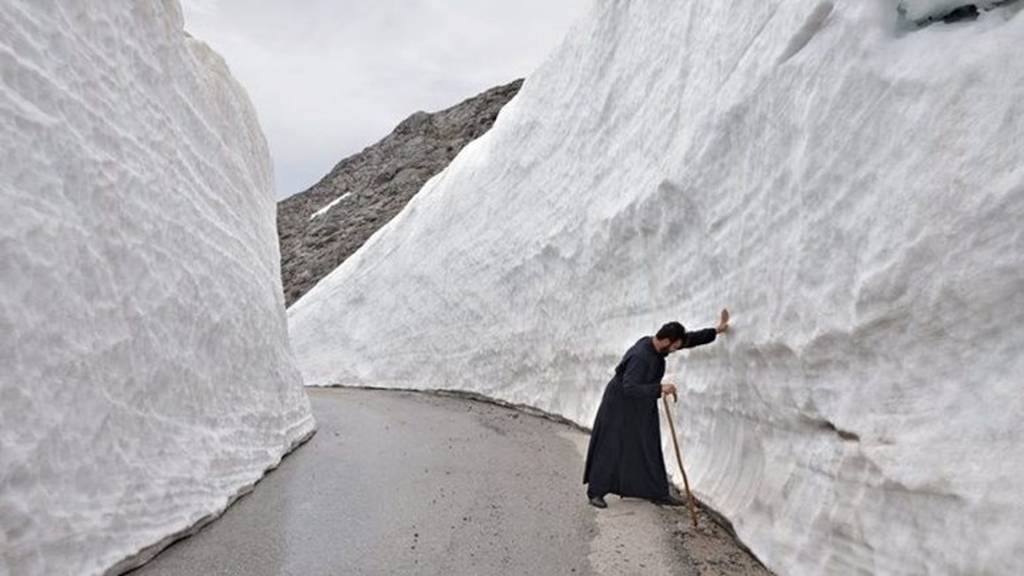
<box><xmin>288</xmin><ymin>1</ymin><xmax>1024</xmax><ymax>574</ymax></box>
<box><xmin>0</xmin><ymin>2</ymin><xmax>315</xmax><ymax>575</ymax></box>
<box><xmin>276</xmin><ymin>79</ymin><xmax>523</xmax><ymax>306</ymax></box>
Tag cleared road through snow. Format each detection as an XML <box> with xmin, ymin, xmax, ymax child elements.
<box><xmin>130</xmin><ymin>387</ymin><xmax>768</xmax><ymax>575</ymax></box>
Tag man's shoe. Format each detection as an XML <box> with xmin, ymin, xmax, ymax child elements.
<box><xmin>650</xmin><ymin>495</ymin><xmax>686</xmax><ymax>507</ymax></box>
<box><xmin>588</xmin><ymin>496</ymin><xmax>608</xmax><ymax>509</ymax></box>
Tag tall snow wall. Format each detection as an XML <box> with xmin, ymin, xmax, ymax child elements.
<box><xmin>288</xmin><ymin>0</ymin><xmax>1024</xmax><ymax>574</ymax></box>
<box><xmin>0</xmin><ymin>2</ymin><xmax>315</xmax><ymax>574</ymax></box>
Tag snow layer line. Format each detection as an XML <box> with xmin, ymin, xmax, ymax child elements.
<box><xmin>289</xmin><ymin>0</ymin><xmax>1024</xmax><ymax>574</ymax></box>
<box><xmin>0</xmin><ymin>2</ymin><xmax>315</xmax><ymax>574</ymax></box>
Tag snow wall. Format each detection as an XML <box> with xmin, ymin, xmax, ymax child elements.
<box><xmin>288</xmin><ymin>0</ymin><xmax>1024</xmax><ymax>574</ymax></box>
<box><xmin>0</xmin><ymin>2</ymin><xmax>315</xmax><ymax>575</ymax></box>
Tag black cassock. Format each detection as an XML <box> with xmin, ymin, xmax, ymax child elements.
<box><xmin>583</xmin><ymin>328</ymin><xmax>717</xmax><ymax>500</ymax></box>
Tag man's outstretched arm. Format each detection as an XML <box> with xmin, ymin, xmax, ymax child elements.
<box><xmin>682</xmin><ymin>308</ymin><xmax>730</xmax><ymax>349</ymax></box>
<box><xmin>681</xmin><ymin>328</ymin><xmax>717</xmax><ymax>349</ymax></box>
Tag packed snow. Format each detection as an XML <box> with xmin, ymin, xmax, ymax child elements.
<box><xmin>0</xmin><ymin>2</ymin><xmax>315</xmax><ymax>575</ymax></box>
<box><xmin>289</xmin><ymin>0</ymin><xmax>1024</xmax><ymax>573</ymax></box>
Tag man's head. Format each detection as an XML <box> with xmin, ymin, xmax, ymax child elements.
<box><xmin>653</xmin><ymin>321</ymin><xmax>687</xmax><ymax>355</ymax></box>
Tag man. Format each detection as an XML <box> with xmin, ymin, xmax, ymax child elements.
<box><xmin>583</xmin><ymin>309</ymin><xmax>730</xmax><ymax>509</ymax></box>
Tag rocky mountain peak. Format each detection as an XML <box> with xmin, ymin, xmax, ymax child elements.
<box><xmin>277</xmin><ymin>79</ymin><xmax>523</xmax><ymax>306</ymax></box>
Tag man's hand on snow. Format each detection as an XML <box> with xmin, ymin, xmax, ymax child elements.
<box><xmin>716</xmin><ymin>308</ymin><xmax>730</xmax><ymax>334</ymax></box>
<box><xmin>661</xmin><ymin>383</ymin><xmax>677</xmax><ymax>398</ymax></box>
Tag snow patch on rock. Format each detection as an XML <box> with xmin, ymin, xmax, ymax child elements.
<box><xmin>0</xmin><ymin>2</ymin><xmax>315</xmax><ymax>574</ymax></box>
<box><xmin>309</xmin><ymin>192</ymin><xmax>353</xmax><ymax>221</ymax></box>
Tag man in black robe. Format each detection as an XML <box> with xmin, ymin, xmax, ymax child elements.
<box><xmin>583</xmin><ymin>309</ymin><xmax>730</xmax><ymax>508</ymax></box>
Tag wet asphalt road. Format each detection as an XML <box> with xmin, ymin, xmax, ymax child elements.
<box><xmin>129</xmin><ymin>387</ymin><xmax>770</xmax><ymax>576</ymax></box>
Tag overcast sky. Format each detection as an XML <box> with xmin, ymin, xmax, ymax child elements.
<box><xmin>180</xmin><ymin>0</ymin><xmax>592</xmax><ymax>200</ymax></box>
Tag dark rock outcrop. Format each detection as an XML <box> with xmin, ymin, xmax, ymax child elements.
<box><xmin>277</xmin><ymin>79</ymin><xmax>523</xmax><ymax>307</ymax></box>
<box><xmin>897</xmin><ymin>0</ymin><xmax>1023</xmax><ymax>26</ymax></box>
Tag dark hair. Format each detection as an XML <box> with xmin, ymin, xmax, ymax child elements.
<box><xmin>656</xmin><ymin>321</ymin><xmax>687</xmax><ymax>344</ymax></box>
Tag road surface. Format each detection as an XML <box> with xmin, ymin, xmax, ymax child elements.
<box><xmin>130</xmin><ymin>387</ymin><xmax>769</xmax><ymax>575</ymax></box>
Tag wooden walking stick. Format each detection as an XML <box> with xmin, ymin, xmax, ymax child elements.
<box><xmin>662</xmin><ymin>392</ymin><xmax>700</xmax><ymax>528</ymax></box>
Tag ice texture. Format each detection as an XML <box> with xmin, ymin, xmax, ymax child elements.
<box><xmin>0</xmin><ymin>2</ymin><xmax>315</xmax><ymax>575</ymax></box>
<box><xmin>289</xmin><ymin>0</ymin><xmax>1024</xmax><ymax>573</ymax></box>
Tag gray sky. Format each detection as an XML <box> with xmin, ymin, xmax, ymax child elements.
<box><xmin>180</xmin><ymin>0</ymin><xmax>591</xmax><ymax>200</ymax></box>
